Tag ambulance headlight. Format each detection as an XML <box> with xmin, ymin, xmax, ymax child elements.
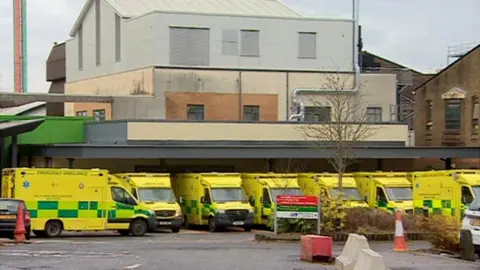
<box><xmin>216</xmin><ymin>209</ymin><xmax>225</xmax><ymax>214</ymax></box>
<box><xmin>248</xmin><ymin>208</ymin><xmax>253</xmax><ymax>213</ymax></box>
<box><xmin>148</xmin><ymin>209</ymin><xmax>155</xmax><ymax>215</ymax></box>
<box><xmin>175</xmin><ymin>209</ymin><xmax>182</xmax><ymax>216</ymax></box>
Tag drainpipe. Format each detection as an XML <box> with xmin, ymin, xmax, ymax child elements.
<box><xmin>289</xmin><ymin>0</ymin><xmax>361</xmax><ymax>121</ymax></box>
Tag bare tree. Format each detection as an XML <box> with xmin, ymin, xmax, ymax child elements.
<box><xmin>265</xmin><ymin>159</ymin><xmax>305</xmax><ymax>189</ymax></box>
<box><xmin>298</xmin><ymin>72</ymin><xmax>378</xmax><ymax>192</ymax></box>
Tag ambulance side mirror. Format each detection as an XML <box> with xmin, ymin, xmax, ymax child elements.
<box><xmin>200</xmin><ymin>197</ymin><xmax>206</xmax><ymax>204</ymax></box>
<box><xmin>178</xmin><ymin>196</ymin><xmax>183</xmax><ymax>204</ymax></box>
<box><xmin>248</xmin><ymin>196</ymin><xmax>255</xmax><ymax>206</ymax></box>
<box><xmin>364</xmin><ymin>195</ymin><xmax>368</xmax><ymax>203</ymax></box>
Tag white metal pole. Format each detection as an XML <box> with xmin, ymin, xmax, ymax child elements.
<box><xmin>317</xmin><ymin>195</ymin><xmax>321</xmax><ymax>235</ymax></box>
<box><xmin>274</xmin><ymin>196</ymin><xmax>278</xmax><ymax>234</ymax></box>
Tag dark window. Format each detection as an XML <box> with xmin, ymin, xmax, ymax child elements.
<box><xmin>243</xmin><ymin>105</ymin><xmax>260</xmax><ymax>121</ymax></box>
<box><xmin>366</xmin><ymin>107</ymin><xmax>382</xmax><ymax>122</ymax></box>
<box><xmin>262</xmin><ymin>188</ymin><xmax>271</xmax><ymax>204</ymax></box>
<box><xmin>95</xmin><ymin>0</ymin><xmax>101</xmax><ymax>66</ymax></box>
<box><xmin>187</xmin><ymin>105</ymin><xmax>204</xmax><ymax>120</ymax></box>
<box><xmin>376</xmin><ymin>187</ymin><xmax>387</xmax><ymax>202</ymax></box>
<box><xmin>426</xmin><ymin>99</ymin><xmax>433</xmax><ymax>131</ymax></box>
<box><xmin>131</xmin><ymin>188</ymin><xmax>138</xmax><ymax>199</ymax></box>
<box><xmin>203</xmin><ymin>188</ymin><xmax>212</xmax><ymax>204</ymax></box>
<box><xmin>304</xmin><ymin>106</ymin><xmax>331</xmax><ymax>122</ymax></box>
<box><xmin>78</xmin><ymin>25</ymin><xmax>83</xmax><ymax>70</ymax></box>
<box><xmin>240</xmin><ymin>30</ymin><xmax>259</xmax><ymax>57</ymax></box>
<box><xmin>444</xmin><ymin>99</ymin><xmax>461</xmax><ymax>130</ymax></box>
<box><xmin>462</xmin><ymin>186</ymin><xmax>474</xmax><ymax>204</ymax></box>
<box><xmin>93</xmin><ymin>109</ymin><xmax>106</xmax><ymax>121</ymax></box>
<box><xmin>111</xmin><ymin>187</ymin><xmax>136</xmax><ymax>205</ymax></box>
<box><xmin>115</xmin><ymin>14</ymin><xmax>121</xmax><ymax>62</ymax></box>
<box><xmin>472</xmin><ymin>97</ymin><xmax>479</xmax><ymax>131</ymax></box>
<box><xmin>76</xmin><ymin>110</ymin><xmax>88</xmax><ymax>117</ymax></box>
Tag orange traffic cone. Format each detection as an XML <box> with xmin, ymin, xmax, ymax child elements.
<box><xmin>394</xmin><ymin>210</ymin><xmax>408</xmax><ymax>251</ymax></box>
<box><xmin>14</xmin><ymin>203</ymin><xmax>26</xmax><ymax>243</ymax></box>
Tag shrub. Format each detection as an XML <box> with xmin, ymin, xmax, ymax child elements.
<box><xmin>419</xmin><ymin>215</ymin><xmax>460</xmax><ymax>253</ymax></box>
<box><xmin>344</xmin><ymin>207</ymin><xmax>422</xmax><ymax>234</ymax></box>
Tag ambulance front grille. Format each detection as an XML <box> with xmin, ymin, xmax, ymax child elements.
<box><xmin>155</xmin><ymin>210</ymin><xmax>176</xmax><ymax>217</ymax></box>
<box><xmin>225</xmin><ymin>210</ymin><xmax>249</xmax><ymax>221</ymax></box>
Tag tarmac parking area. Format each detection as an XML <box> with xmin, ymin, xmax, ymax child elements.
<box><xmin>0</xmin><ymin>230</ymin><xmax>477</xmax><ymax>270</ymax></box>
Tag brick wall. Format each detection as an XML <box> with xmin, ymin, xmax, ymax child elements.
<box><xmin>165</xmin><ymin>92</ymin><xmax>278</xmax><ymax>121</ymax></box>
<box><xmin>415</xmin><ymin>46</ymin><xmax>480</xmax><ymax>146</ymax></box>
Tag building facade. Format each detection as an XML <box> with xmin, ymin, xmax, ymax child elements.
<box><xmin>63</xmin><ymin>0</ymin><xmax>397</xmax><ymax>123</ymax></box>
<box><xmin>415</xmin><ymin>44</ymin><xmax>480</xmax><ymax>147</ymax></box>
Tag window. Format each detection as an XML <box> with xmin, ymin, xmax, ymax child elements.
<box><xmin>95</xmin><ymin>0</ymin><xmax>101</xmax><ymax>66</ymax></box>
<box><xmin>472</xmin><ymin>97</ymin><xmax>479</xmax><ymax>131</ymax></box>
<box><xmin>462</xmin><ymin>186</ymin><xmax>474</xmax><ymax>205</ymax></box>
<box><xmin>240</xmin><ymin>30</ymin><xmax>259</xmax><ymax>57</ymax></box>
<box><xmin>115</xmin><ymin>14</ymin><xmax>121</xmax><ymax>62</ymax></box>
<box><xmin>187</xmin><ymin>105</ymin><xmax>204</xmax><ymax>120</ymax></box>
<box><xmin>298</xmin><ymin>32</ymin><xmax>316</xmax><ymax>59</ymax></box>
<box><xmin>243</xmin><ymin>105</ymin><xmax>260</xmax><ymax>121</ymax></box>
<box><xmin>93</xmin><ymin>109</ymin><xmax>106</xmax><ymax>121</ymax></box>
<box><xmin>111</xmin><ymin>187</ymin><xmax>136</xmax><ymax>205</ymax></box>
<box><xmin>203</xmin><ymin>188</ymin><xmax>212</xmax><ymax>204</ymax></box>
<box><xmin>426</xmin><ymin>99</ymin><xmax>433</xmax><ymax>131</ymax></box>
<box><xmin>131</xmin><ymin>188</ymin><xmax>138</xmax><ymax>199</ymax></box>
<box><xmin>76</xmin><ymin>110</ymin><xmax>88</xmax><ymax>117</ymax></box>
<box><xmin>78</xmin><ymin>25</ymin><xmax>83</xmax><ymax>70</ymax></box>
<box><xmin>444</xmin><ymin>99</ymin><xmax>461</xmax><ymax>130</ymax></box>
<box><xmin>366</xmin><ymin>107</ymin><xmax>382</xmax><ymax>122</ymax></box>
<box><xmin>222</xmin><ymin>29</ymin><xmax>238</xmax><ymax>55</ymax></box>
<box><xmin>169</xmin><ymin>27</ymin><xmax>210</xmax><ymax>66</ymax></box>
<box><xmin>262</xmin><ymin>188</ymin><xmax>271</xmax><ymax>205</ymax></box>
<box><xmin>376</xmin><ymin>187</ymin><xmax>388</xmax><ymax>205</ymax></box>
<box><xmin>304</xmin><ymin>106</ymin><xmax>331</xmax><ymax>122</ymax></box>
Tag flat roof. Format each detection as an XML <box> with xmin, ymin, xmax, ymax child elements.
<box><xmin>19</xmin><ymin>141</ymin><xmax>480</xmax><ymax>159</ymax></box>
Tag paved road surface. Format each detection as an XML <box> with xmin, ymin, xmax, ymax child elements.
<box><xmin>0</xmin><ymin>230</ymin><xmax>477</xmax><ymax>270</ymax></box>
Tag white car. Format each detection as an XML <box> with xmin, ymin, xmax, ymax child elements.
<box><xmin>462</xmin><ymin>196</ymin><xmax>480</xmax><ymax>254</ymax></box>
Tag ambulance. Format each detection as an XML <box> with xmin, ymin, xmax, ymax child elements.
<box><xmin>115</xmin><ymin>173</ymin><xmax>182</xmax><ymax>233</ymax></box>
<box><xmin>354</xmin><ymin>172</ymin><xmax>413</xmax><ymax>213</ymax></box>
<box><xmin>298</xmin><ymin>173</ymin><xmax>368</xmax><ymax>208</ymax></box>
<box><xmin>241</xmin><ymin>173</ymin><xmax>303</xmax><ymax>225</ymax></box>
<box><xmin>172</xmin><ymin>173</ymin><xmax>253</xmax><ymax>232</ymax></box>
<box><xmin>411</xmin><ymin>170</ymin><xmax>477</xmax><ymax>220</ymax></box>
<box><xmin>1</xmin><ymin>168</ymin><xmax>157</xmax><ymax>237</ymax></box>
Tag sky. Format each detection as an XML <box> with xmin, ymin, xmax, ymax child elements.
<box><xmin>0</xmin><ymin>0</ymin><xmax>478</xmax><ymax>93</ymax></box>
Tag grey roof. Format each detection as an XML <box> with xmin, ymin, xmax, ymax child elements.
<box><xmin>0</xmin><ymin>119</ymin><xmax>45</xmax><ymax>138</ymax></box>
<box><xmin>70</xmin><ymin>0</ymin><xmax>301</xmax><ymax>36</ymax></box>
<box><xmin>19</xmin><ymin>142</ymin><xmax>480</xmax><ymax>159</ymax></box>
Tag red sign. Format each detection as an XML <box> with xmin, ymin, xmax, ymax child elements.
<box><xmin>276</xmin><ymin>195</ymin><xmax>318</xmax><ymax>206</ymax></box>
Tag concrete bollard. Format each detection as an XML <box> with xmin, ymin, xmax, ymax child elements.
<box><xmin>300</xmin><ymin>235</ymin><xmax>333</xmax><ymax>263</ymax></box>
<box><xmin>460</xmin><ymin>229</ymin><xmax>477</xmax><ymax>261</ymax></box>
<box><xmin>352</xmin><ymin>248</ymin><xmax>386</xmax><ymax>270</ymax></box>
<box><xmin>335</xmin><ymin>234</ymin><xmax>370</xmax><ymax>270</ymax></box>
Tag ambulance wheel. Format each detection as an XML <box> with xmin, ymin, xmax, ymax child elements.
<box><xmin>118</xmin><ymin>230</ymin><xmax>130</xmax><ymax>236</ymax></box>
<box><xmin>44</xmin><ymin>220</ymin><xmax>63</xmax><ymax>238</ymax></box>
<box><xmin>208</xmin><ymin>217</ymin><xmax>218</xmax><ymax>232</ymax></box>
<box><xmin>130</xmin><ymin>219</ymin><xmax>148</xmax><ymax>236</ymax></box>
<box><xmin>244</xmin><ymin>226</ymin><xmax>252</xmax><ymax>232</ymax></box>
<box><xmin>32</xmin><ymin>230</ymin><xmax>46</xmax><ymax>238</ymax></box>
<box><xmin>171</xmin><ymin>227</ymin><xmax>180</xmax><ymax>233</ymax></box>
